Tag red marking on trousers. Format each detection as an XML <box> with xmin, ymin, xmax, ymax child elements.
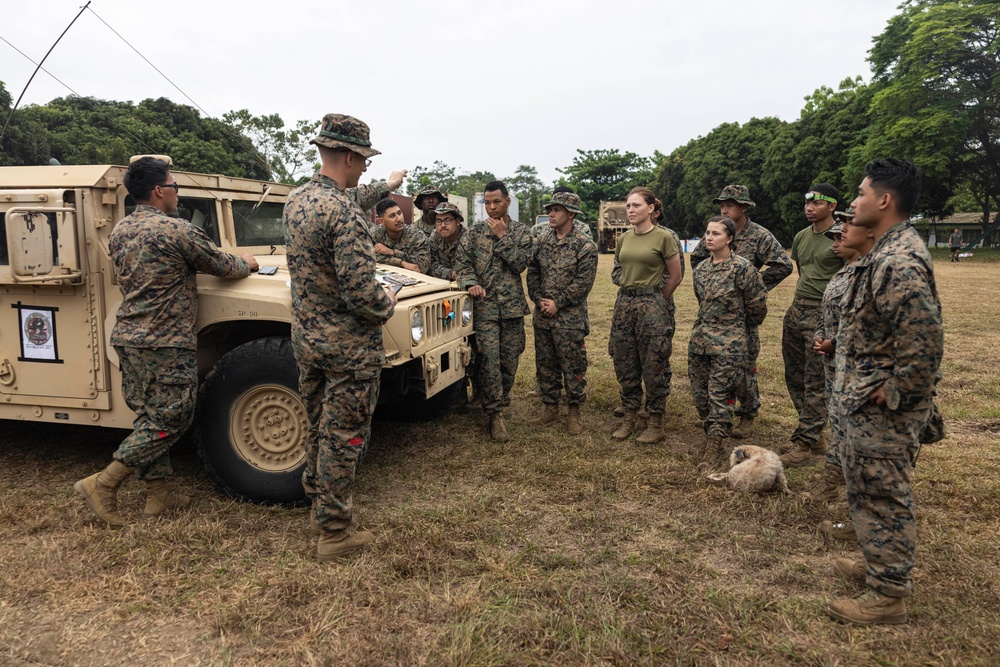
<box><xmin>158</xmin><ymin>431</ymin><xmax>167</xmax><ymax>439</ymax></box>
<box><xmin>349</xmin><ymin>437</ymin><xmax>363</xmax><ymax>447</ymax></box>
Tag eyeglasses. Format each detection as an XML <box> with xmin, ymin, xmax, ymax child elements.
<box><xmin>160</xmin><ymin>182</ymin><xmax>179</xmax><ymax>192</ymax></box>
<box><xmin>804</xmin><ymin>192</ymin><xmax>837</xmax><ymax>205</ymax></box>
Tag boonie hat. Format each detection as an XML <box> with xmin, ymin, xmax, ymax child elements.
<box><xmin>434</xmin><ymin>202</ymin><xmax>464</xmax><ymax>222</ymax></box>
<box><xmin>414</xmin><ymin>185</ymin><xmax>448</xmax><ymax>208</ymax></box>
<box><xmin>824</xmin><ymin>223</ymin><xmax>843</xmax><ymax>240</ymax></box>
<box><xmin>712</xmin><ymin>184</ymin><xmax>755</xmax><ymax>207</ymax></box>
<box><xmin>309</xmin><ymin>113</ymin><xmax>380</xmax><ymax>158</ymax></box>
<box><xmin>834</xmin><ymin>207</ymin><xmax>855</xmax><ymax>221</ymax></box>
<box><xmin>543</xmin><ymin>191</ymin><xmax>583</xmax><ymax>215</ymax></box>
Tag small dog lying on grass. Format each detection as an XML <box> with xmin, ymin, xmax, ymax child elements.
<box><xmin>707</xmin><ymin>445</ymin><xmax>790</xmax><ymax>494</ymax></box>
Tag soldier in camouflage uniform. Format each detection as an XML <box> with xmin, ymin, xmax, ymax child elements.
<box><xmin>428</xmin><ymin>202</ymin><xmax>465</xmax><ymax>280</ymax></box>
<box><xmin>609</xmin><ymin>187</ymin><xmax>683</xmax><ymax>444</ymax></box>
<box><xmin>454</xmin><ymin>180</ymin><xmax>534</xmax><ymax>442</ymax></box>
<box><xmin>689</xmin><ymin>185</ymin><xmax>792</xmax><ymax>438</ymax></box>
<box><xmin>283</xmin><ymin>113</ymin><xmax>408</xmax><ymax>561</ymax></box>
<box><xmin>781</xmin><ymin>183</ymin><xmax>845</xmax><ymax>466</ymax></box>
<box><xmin>372</xmin><ymin>198</ymin><xmax>430</xmax><ymax>274</ymax></box>
<box><xmin>688</xmin><ymin>217</ymin><xmax>767</xmax><ymax>471</ymax></box>
<box><xmin>826</xmin><ymin>159</ymin><xmax>943</xmax><ymax>626</ymax></box>
<box><xmin>413</xmin><ymin>184</ymin><xmax>447</xmax><ymax>237</ymax></box>
<box><xmin>526</xmin><ymin>192</ymin><xmax>598</xmax><ymax>435</ymax></box>
<box><xmin>74</xmin><ymin>157</ymin><xmax>258</xmax><ymax>528</ymax></box>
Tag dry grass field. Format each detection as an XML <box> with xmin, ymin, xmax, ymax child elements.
<box><xmin>1</xmin><ymin>248</ymin><xmax>998</xmax><ymax>666</ymax></box>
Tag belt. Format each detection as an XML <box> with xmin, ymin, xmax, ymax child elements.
<box><xmin>793</xmin><ymin>297</ymin><xmax>822</xmax><ymax>307</ymax></box>
<box><xmin>620</xmin><ymin>286</ymin><xmax>660</xmax><ymax>297</ymax></box>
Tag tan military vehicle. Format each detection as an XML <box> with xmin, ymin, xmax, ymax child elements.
<box><xmin>597</xmin><ymin>200</ymin><xmax>629</xmax><ymax>253</ymax></box>
<box><xmin>0</xmin><ymin>161</ymin><xmax>473</xmax><ymax>503</ymax></box>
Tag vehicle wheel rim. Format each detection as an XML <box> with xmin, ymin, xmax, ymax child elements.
<box><xmin>230</xmin><ymin>384</ymin><xmax>308</xmax><ymax>472</ymax></box>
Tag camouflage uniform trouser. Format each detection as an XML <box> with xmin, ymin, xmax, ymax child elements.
<box><xmin>113</xmin><ymin>346</ymin><xmax>197</xmax><ymax>480</ymax></box>
<box><xmin>824</xmin><ymin>357</ymin><xmax>843</xmax><ymax>468</ymax></box>
<box><xmin>534</xmin><ymin>326</ymin><xmax>588</xmax><ymax>406</ymax></box>
<box><xmin>609</xmin><ymin>292</ymin><xmax>674</xmax><ymax>415</ymax></box>
<box><xmin>841</xmin><ymin>401</ymin><xmax>929</xmax><ymax>598</ymax></box>
<box><xmin>299</xmin><ymin>364</ymin><xmax>380</xmax><ymax>534</ymax></box>
<box><xmin>475</xmin><ymin>317</ymin><xmax>525</xmax><ymax>415</ymax></box>
<box><xmin>688</xmin><ymin>352</ymin><xmax>743</xmax><ymax>438</ymax></box>
<box><xmin>735</xmin><ymin>326</ymin><xmax>761</xmax><ymax>419</ymax></box>
<box><xmin>781</xmin><ymin>300</ymin><xmax>827</xmax><ymax>447</ymax></box>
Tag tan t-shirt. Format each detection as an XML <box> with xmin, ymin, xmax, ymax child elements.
<box><xmin>615</xmin><ymin>226</ymin><xmax>679</xmax><ymax>288</ymax></box>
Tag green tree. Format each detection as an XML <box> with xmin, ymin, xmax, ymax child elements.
<box><xmin>504</xmin><ymin>164</ymin><xmax>545</xmax><ymax>223</ymax></box>
<box><xmin>650</xmin><ymin>118</ymin><xmax>786</xmax><ymax>241</ymax></box>
<box><xmin>5</xmin><ymin>92</ymin><xmax>270</xmax><ymax>179</ymax></box>
<box><xmin>222</xmin><ymin>110</ymin><xmax>319</xmax><ymax>184</ymax></box>
<box><xmin>557</xmin><ymin>149</ymin><xmax>655</xmax><ymax>221</ymax></box>
<box><xmin>0</xmin><ymin>81</ymin><xmax>52</xmax><ymax>166</ymax></box>
<box><xmin>861</xmin><ymin>0</ymin><xmax>999</xmax><ymax>229</ymax></box>
<box><xmin>761</xmin><ymin>78</ymin><xmax>876</xmax><ymax>238</ymax></box>
<box><xmin>406</xmin><ymin>161</ymin><xmax>458</xmax><ymax>195</ymax></box>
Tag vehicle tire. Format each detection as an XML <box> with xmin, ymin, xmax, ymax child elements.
<box><xmin>194</xmin><ymin>337</ymin><xmax>308</xmax><ymax>504</ymax></box>
<box><xmin>377</xmin><ymin>380</ymin><xmax>462</xmax><ymax>423</ymax></box>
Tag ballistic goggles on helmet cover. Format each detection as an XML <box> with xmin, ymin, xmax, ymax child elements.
<box><xmin>804</xmin><ymin>192</ymin><xmax>838</xmax><ymax>205</ymax></box>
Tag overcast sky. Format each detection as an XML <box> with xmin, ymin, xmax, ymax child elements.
<box><xmin>3</xmin><ymin>0</ymin><xmax>901</xmax><ymax>185</ymax></box>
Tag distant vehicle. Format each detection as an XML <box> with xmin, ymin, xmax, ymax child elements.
<box><xmin>0</xmin><ymin>159</ymin><xmax>473</xmax><ymax>504</ymax></box>
<box><xmin>597</xmin><ymin>200</ymin><xmax>629</xmax><ymax>253</ymax></box>
<box><xmin>531</xmin><ymin>214</ymin><xmax>550</xmax><ymax>237</ymax></box>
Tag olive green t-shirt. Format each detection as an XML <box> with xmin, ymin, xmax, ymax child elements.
<box><xmin>615</xmin><ymin>227</ymin><xmax>680</xmax><ymax>288</ymax></box>
<box><xmin>790</xmin><ymin>222</ymin><xmax>844</xmax><ymax>300</ymax></box>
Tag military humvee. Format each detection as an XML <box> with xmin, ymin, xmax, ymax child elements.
<box><xmin>597</xmin><ymin>200</ymin><xmax>629</xmax><ymax>253</ymax></box>
<box><xmin>0</xmin><ymin>162</ymin><xmax>473</xmax><ymax>503</ymax></box>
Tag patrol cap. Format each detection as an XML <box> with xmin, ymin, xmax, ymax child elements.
<box><xmin>434</xmin><ymin>202</ymin><xmax>464</xmax><ymax>222</ymax></box>
<box><xmin>309</xmin><ymin>113</ymin><xmax>380</xmax><ymax>158</ymax></box>
<box><xmin>824</xmin><ymin>223</ymin><xmax>843</xmax><ymax>240</ymax></box>
<box><xmin>712</xmin><ymin>184</ymin><xmax>755</xmax><ymax>207</ymax></box>
<box><xmin>834</xmin><ymin>207</ymin><xmax>855</xmax><ymax>221</ymax></box>
<box><xmin>543</xmin><ymin>191</ymin><xmax>583</xmax><ymax>215</ymax></box>
<box><xmin>414</xmin><ymin>185</ymin><xmax>448</xmax><ymax>208</ymax></box>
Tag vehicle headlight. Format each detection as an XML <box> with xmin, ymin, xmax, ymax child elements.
<box><xmin>411</xmin><ymin>308</ymin><xmax>424</xmax><ymax>344</ymax></box>
<box><xmin>462</xmin><ymin>298</ymin><xmax>473</xmax><ymax>325</ymax></box>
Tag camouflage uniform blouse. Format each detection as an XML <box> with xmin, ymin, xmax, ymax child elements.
<box><xmin>371</xmin><ymin>224</ymin><xmax>431</xmax><ymax>274</ymax></box>
<box><xmin>690</xmin><ymin>219</ymin><xmax>791</xmax><ymax>292</ymax></box>
<box><xmin>283</xmin><ymin>174</ymin><xmax>394</xmax><ymax>371</ymax></box>
<box><xmin>109</xmin><ymin>204</ymin><xmax>251</xmax><ymax>350</ymax></box>
<box><xmin>815</xmin><ymin>263</ymin><xmax>858</xmax><ymax>348</ymax></box>
<box><xmin>454</xmin><ymin>218</ymin><xmax>534</xmax><ymax>322</ymax></box>
<box><xmin>690</xmin><ymin>254</ymin><xmax>768</xmax><ymax>357</ymax></box>
<box><xmin>526</xmin><ymin>225</ymin><xmax>598</xmax><ymax>333</ymax></box>
<box><xmin>429</xmin><ymin>227</ymin><xmax>465</xmax><ymax>280</ymax></box>
<box><xmin>836</xmin><ymin>221</ymin><xmax>943</xmax><ymax>415</ymax></box>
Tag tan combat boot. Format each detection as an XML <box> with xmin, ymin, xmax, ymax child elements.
<box><xmin>820</xmin><ymin>519</ymin><xmax>856</xmax><ymax>541</ymax></box>
<box><xmin>811</xmin><ymin>435</ymin><xmax>828</xmax><ymax>456</ymax></box>
<box><xmin>697</xmin><ymin>435</ymin><xmax>729</xmax><ymax>473</ymax></box>
<box><xmin>143</xmin><ymin>478</ymin><xmax>191</xmax><ymax>517</ymax></box>
<box><xmin>317</xmin><ymin>528</ymin><xmax>374</xmax><ymax>562</ymax></box>
<box><xmin>827</xmin><ymin>590</ymin><xmax>907</xmax><ymax>625</ymax></box>
<box><xmin>730</xmin><ymin>416</ymin><xmax>755</xmax><ymax>439</ymax></box>
<box><xmin>309</xmin><ymin>501</ymin><xmax>320</xmax><ymax>534</ymax></box>
<box><xmin>490</xmin><ymin>414</ymin><xmax>510</xmax><ymax>442</ymax></box>
<box><xmin>567</xmin><ymin>405</ymin><xmax>583</xmax><ymax>436</ymax></box>
<box><xmin>74</xmin><ymin>460</ymin><xmax>135</xmax><ymax>528</ymax></box>
<box><xmin>613</xmin><ymin>406</ymin><xmax>625</xmax><ymax>418</ymax></box>
<box><xmin>779</xmin><ymin>442</ymin><xmax>814</xmax><ymax>467</ymax></box>
<box><xmin>529</xmin><ymin>404</ymin><xmax>561</xmax><ymax>428</ymax></box>
<box><xmin>833</xmin><ymin>558</ymin><xmax>867</xmax><ymax>583</ymax></box>
<box><xmin>611</xmin><ymin>410</ymin><xmax>638</xmax><ymax>440</ymax></box>
<box><xmin>635</xmin><ymin>413</ymin><xmax>665</xmax><ymax>444</ymax></box>
<box><xmin>802</xmin><ymin>463</ymin><xmax>846</xmax><ymax>504</ymax></box>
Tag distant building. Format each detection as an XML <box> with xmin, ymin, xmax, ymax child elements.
<box><xmin>925</xmin><ymin>212</ymin><xmax>999</xmax><ymax>248</ymax></box>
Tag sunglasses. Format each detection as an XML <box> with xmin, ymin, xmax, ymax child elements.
<box><xmin>804</xmin><ymin>192</ymin><xmax>837</xmax><ymax>205</ymax></box>
<box><xmin>159</xmin><ymin>182</ymin><xmax>179</xmax><ymax>192</ymax></box>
